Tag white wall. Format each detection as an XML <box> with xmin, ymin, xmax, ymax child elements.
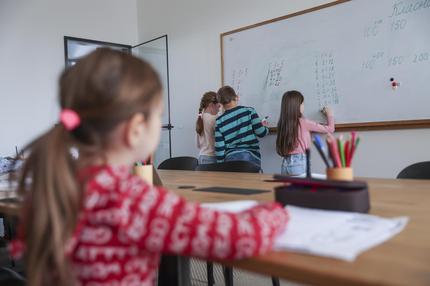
<box><xmin>0</xmin><ymin>0</ymin><xmax>138</xmax><ymax>156</ymax></box>
<box><xmin>137</xmin><ymin>0</ymin><xmax>430</xmax><ymax>178</ymax></box>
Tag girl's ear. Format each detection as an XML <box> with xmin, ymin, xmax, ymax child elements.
<box><xmin>124</xmin><ymin>113</ymin><xmax>145</xmax><ymax>148</ymax></box>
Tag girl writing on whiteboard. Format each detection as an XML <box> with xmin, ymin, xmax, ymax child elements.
<box><xmin>276</xmin><ymin>90</ymin><xmax>334</xmax><ymax>176</ymax></box>
<box><xmin>196</xmin><ymin>91</ymin><xmax>220</xmax><ymax>164</ymax></box>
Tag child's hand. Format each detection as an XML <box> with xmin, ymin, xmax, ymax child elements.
<box><xmin>262</xmin><ymin>116</ymin><xmax>269</xmax><ymax>126</ymax></box>
<box><xmin>322</xmin><ymin>106</ymin><xmax>333</xmax><ymax>116</ymax></box>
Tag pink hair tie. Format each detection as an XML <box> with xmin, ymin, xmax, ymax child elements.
<box><xmin>198</xmin><ymin>113</ymin><xmax>202</xmax><ymax>118</ymax></box>
<box><xmin>60</xmin><ymin>109</ymin><xmax>81</xmax><ymax>130</ymax></box>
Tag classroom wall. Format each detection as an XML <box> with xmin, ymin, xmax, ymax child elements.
<box><xmin>137</xmin><ymin>0</ymin><xmax>430</xmax><ymax>178</ymax></box>
<box><xmin>0</xmin><ymin>0</ymin><xmax>138</xmax><ymax>156</ymax></box>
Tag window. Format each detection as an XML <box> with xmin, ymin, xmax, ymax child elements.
<box><xmin>64</xmin><ymin>36</ymin><xmax>131</xmax><ymax>67</ymax></box>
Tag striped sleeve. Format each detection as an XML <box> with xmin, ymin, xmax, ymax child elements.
<box><xmin>215</xmin><ymin>123</ymin><xmax>226</xmax><ymax>162</ymax></box>
<box><xmin>250</xmin><ymin>108</ymin><xmax>268</xmax><ymax>138</ymax></box>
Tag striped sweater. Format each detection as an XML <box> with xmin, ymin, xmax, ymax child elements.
<box><xmin>215</xmin><ymin>106</ymin><xmax>269</xmax><ymax>162</ymax></box>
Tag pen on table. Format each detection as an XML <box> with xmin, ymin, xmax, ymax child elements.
<box><xmin>312</xmin><ymin>135</ymin><xmax>330</xmax><ymax>168</ymax></box>
<box><xmin>345</xmin><ymin>140</ymin><xmax>350</xmax><ymax>167</ymax></box>
<box><xmin>328</xmin><ymin>136</ymin><xmax>342</xmax><ymax>167</ymax></box>
<box><xmin>338</xmin><ymin>136</ymin><xmax>346</xmax><ymax>167</ymax></box>
<box><xmin>349</xmin><ymin>136</ymin><xmax>360</xmax><ymax>164</ymax></box>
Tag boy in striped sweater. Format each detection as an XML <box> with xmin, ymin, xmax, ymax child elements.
<box><xmin>215</xmin><ymin>86</ymin><xmax>269</xmax><ymax>169</ymax></box>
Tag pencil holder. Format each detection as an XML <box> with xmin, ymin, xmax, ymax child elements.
<box><xmin>326</xmin><ymin>167</ymin><xmax>353</xmax><ymax>181</ymax></box>
<box><xmin>134</xmin><ymin>165</ymin><xmax>153</xmax><ymax>185</ymax></box>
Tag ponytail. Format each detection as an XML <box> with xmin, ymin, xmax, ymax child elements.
<box><xmin>195</xmin><ymin>91</ymin><xmax>217</xmax><ymax>136</ymax></box>
<box><xmin>196</xmin><ymin>107</ymin><xmax>204</xmax><ymax>136</ymax></box>
<box><xmin>19</xmin><ymin>125</ymin><xmax>82</xmax><ymax>286</ymax></box>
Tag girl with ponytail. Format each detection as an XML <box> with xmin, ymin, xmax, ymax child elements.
<box><xmin>11</xmin><ymin>48</ymin><xmax>288</xmax><ymax>286</ymax></box>
<box><xmin>196</xmin><ymin>91</ymin><xmax>219</xmax><ymax>164</ymax></box>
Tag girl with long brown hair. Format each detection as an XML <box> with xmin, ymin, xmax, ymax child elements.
<box><xmin>196</xmin><ymin>91</ymin><xmax>220</xmax><ymax>164</ymax></box>
<box><xmin>276</xmin><ymin>90</ymin><xmax>335</xmax><ymax>175</ymax></box>
<box><xmin>11</xmin><ymin>48</ymin><xmax>288</xmax><ymax>286</ymax></box>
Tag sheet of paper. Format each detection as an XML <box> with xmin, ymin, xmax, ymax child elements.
<box><xmin>202</xmin><ymin>201</ymin><xmax>408</xmax><ymax>262</ymax></box>
<box><xmin>201</xmin><ymin>200</ymin><xmax>258</xmax><ymax>213</ymax></box>
<box><xmin>0</xmin><ymin>175</ymin><xmax>17</xmax><ymax>191</ymax></box>
<box><xmin>274</xmin><ymin>206</ymin><xmax>408</xmax><ymax>261</ymax></box>
<box><xmin>293</xmin><ymin>173</ymin><xmax>327</xmax><ymax>179</ymax></box>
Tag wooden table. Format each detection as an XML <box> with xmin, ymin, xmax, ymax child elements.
<box><xmin>1</xmin><ymin>170</ymin><xmax>429</xmax><ymax>285</ymax></box>
<box><xmin>156</xmin><ymin>170</ymin><xmax>430</xmax><ymax>286</ymax></box>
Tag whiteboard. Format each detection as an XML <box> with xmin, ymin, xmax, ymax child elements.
<box><xmin>221</xmin><ymin>0</ymin><xmax>430</xmax><ymax>128</ymax></box>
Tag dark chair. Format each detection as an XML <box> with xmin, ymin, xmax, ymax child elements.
<box><xmin>0</xmin><ymin>267</ymin><xmax>26</xmax><ymax>286</ymax></box>
<box><xmin>397</xmin><ymin>161</ymin><xmax>430</xmax><ymax>179</ymax></box>
<box><xmin>157</xmin><ymin>156</ymin><xmax>197</xmax><ymax>286</ymax></box>
<box><xmin>196</xmin><ymin>161</ymin><xmax>278</xmax><ymax>286</ymax></box>
<box><xmin>195</xmin><ymin>160</ymin><xmax>260</xmax><ymax>173</ymax></box>
<box><xmin>158</xmin><ymin>156</ymin><xmax>198</xmax><ymax>171</ymax></box>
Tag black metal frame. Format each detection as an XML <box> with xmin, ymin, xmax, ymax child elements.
<box><xmin>132</xmin><ymin>35</ymin><xmax>173</xmax><ymax>158</ymax></box>
<box><xmin>63</xmin><ymin>36</ymin><xmax>132</xmax><ymax>67</ymax></box>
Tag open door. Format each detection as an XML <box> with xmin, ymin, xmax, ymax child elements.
<box><xmin>64</xmin><ymin>35</ymin><xmax>173</xmax><ymax>168</ymax></box>
<box><xmin>132</xmin><ymin>35</ymin><xmax>172</xmax><ymax>168</ymax></box>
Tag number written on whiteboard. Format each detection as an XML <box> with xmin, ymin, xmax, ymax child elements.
<box><xmin>412</xmin><ymin>52</ymin><xmax>429</xmax><ymax>63</ymax></box>
<box><xmin>388</xmin><ymin>56</ymin><xmax>404</xmax><ymax>66</ymax></box>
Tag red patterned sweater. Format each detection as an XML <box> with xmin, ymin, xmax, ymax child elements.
<box><xmin>12</xmin><ymin>165</ymin><xmax>289</xmax><ymax>285</ymax></box>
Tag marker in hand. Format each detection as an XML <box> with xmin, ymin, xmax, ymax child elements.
<box><xmin>262</xmin><ymin>116</ymin><xmax>269</xmax><ymax>126</ymax></box>
<box><xmin>321</xmin><ymin>106</ymin><xmax>333</xmax><ymax>116</ymax></box>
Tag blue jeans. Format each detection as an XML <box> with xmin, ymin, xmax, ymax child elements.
<box><xmin>198</xmin><ymin>155</ymin><xmax>217</xmax><ymax>165</ymax></box>
<box><xmin>225</xmin><ymin>151</ymin><xmax>261</xmax><ymax>169</ymax></box>
<box><xmin>281</xmin><ymin>153</ymin><xmax>307</xmax><ymax>176</ymax></box>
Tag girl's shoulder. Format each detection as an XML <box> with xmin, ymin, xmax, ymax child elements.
<box><xmin>83</xmin><ymin>165</ymin><xmax>165</xmax><ymax>209</ymax></box>
<box><xmin>202</xmin><ymin>112</ymin><xmax>217</xmax><ymax>121</ymax></box>
<box><xmin>238</xmin><ymin>105</ymin><xmax>254</xmax><ymax>112</ymax></box>
<box><xmin>299</xmin><ymin>117</ymin><xmax>315</xmax><ymax>125</ymax></box>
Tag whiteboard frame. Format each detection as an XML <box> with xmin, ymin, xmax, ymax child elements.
<box><xmin>220</xmin><ymin>0</ymin><xmax>430</xmax><ymax>131</ymax></box>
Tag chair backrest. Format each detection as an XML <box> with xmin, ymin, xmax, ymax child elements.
<box><xmin>157</xmin><ymin>156</ymin><xmax>198</xmax><ymax>171</ymax></box>
<box><xmin>195</xmin><ymin>160</ymin><xmax>260</xmax><ymax>173</ymax></box>
<box><xmin>397</xmin><ymin>161</ymin><xmax>430</xmax><ymax>179</ymax></box>
<box><xmin>0</xmin><ymin>267</ymin><xmax>26</xmax><ymax>286</ymax></box>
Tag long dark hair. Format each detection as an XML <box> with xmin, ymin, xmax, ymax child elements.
<box><xmin>17</xmin><ymin>48</ymin><xmax>162</xmax><ymax>286</ymax></box>
<box><xmin>196</xmin><ymin>91</ymin><xmax>217</xmax><ymax>136</ymax></box>
<box><xmin>276</xmin><ymin>90</ymin><xmax>304</xmax><ymax>156</ymax></box>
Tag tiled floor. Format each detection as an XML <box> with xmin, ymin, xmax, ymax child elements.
<box><xmin>190</xmin><ymin>258</ymin><xmax>301</xmax><ymax>286</ymax></box>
